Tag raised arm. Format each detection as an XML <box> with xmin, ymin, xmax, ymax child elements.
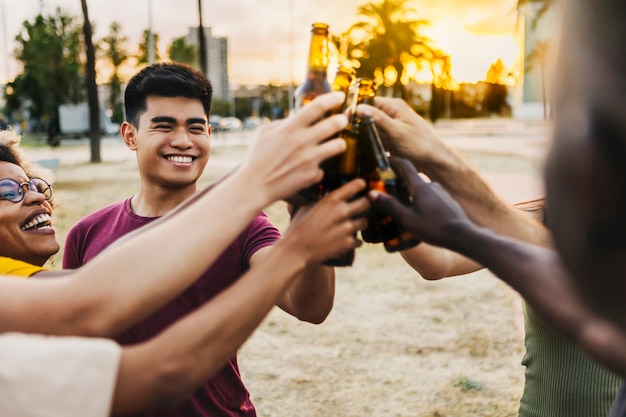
<box><xmin>0</xmin><ymin>92</ymin><xmax>350</xmax><ymax>337</ymax></box>
<box><xmin>357</xmin><ymin>98</ymin><xmax>551</xmax><ymax>247</ymax></box>
<box><xmin>399</xmin><ymin>199</ymin><xmax>547</xmax><ymax>281</ymax></box>
<box><xmin>110</xmin><ymin>179</ymin><xmax>369</xmax><ymax>415</ymax></box>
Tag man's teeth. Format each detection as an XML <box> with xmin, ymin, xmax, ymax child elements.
<box><xmin>168</xmin><ymin>156</ymin><xmax>193</xmax><ymax>163</ymax></box>
<box><xmin>22</xmin><ymin>214</ymin><xmax>52</xmax><ymax>231</ymax></box>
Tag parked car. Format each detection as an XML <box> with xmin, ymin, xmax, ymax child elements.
<box><xmin>219</xmin><ymin>116</ymin><xmax>242</xmax><ymax>131</ymax></box>
<box><xmin>209</xmin><ymin>115</ymin><xmax>222</xmax><ymax>132</ymax></box>
<box><xmin>243</xmin><ymin>116</ymin><xmax>271</xmax><ymax>130</ymax></box>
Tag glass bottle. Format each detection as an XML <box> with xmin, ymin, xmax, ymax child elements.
<box><xmin>320</xmin><ymin>65</ymin><xmax>359</xmax><ymax>267</ymax></box>
<box><xmin>330</xmin><ymin>64</ymin><xmax>356</xmax><ymax>109</ymax></box>
<box><xmin>351</xmin><ymin>79</ymin><xmax>420</xmax><ymax>252</ymax></box>
<box><xmin>321</xmin><ymin>123</ymin><xmax>360</xmax><ymax>267</ymax></box>
<box><xmin>291</xmin><ymin>23</ymin><xmax>333</xmax><ymax>204</ymax></box>
<box><xmin>294</xmin><ymin>23</ymin><xmax>332</xmax><ymax>111</ymax></box>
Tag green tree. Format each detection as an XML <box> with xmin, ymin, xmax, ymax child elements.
<box><xmin>483</xmin><ymin>58</ymin><xmax>511</xmax><ymax>116</ymax></box>
<box><xmin>428</xmin><ymin>50</ymin><xmax>453</xmax><ymax>121</ymax></box>
<box><xmin>101</xmin><ymin>21</ymin><xmax>129</xmax><ymax>124</ymax></box>
<box><xmin>168</xmin><ymin>36</ymin><xmax>198</xmax><ymax>68</ymax></box>
<box><xmin>345</xmin><ymin>0</ymin><xmax>435</xmax><ymax>98</ymax></box>
<box><xmin>137</xmin><ymin>29</ymin><xmax>160</xmax><ymax>64</ymax></box>
<box><xmin>8</xmin><ymin>8</ymin><xmax>83</xmax><ymax>128</ymax></box>
<box><xmin>81</xmin><ymin>0</ymin><xmax>101</xmax><ymax>162</ymax></box>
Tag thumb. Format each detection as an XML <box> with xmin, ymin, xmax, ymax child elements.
<box><xmin>368</xmin><ymin>190</ymin><xmax>413</xmax><ymax>220</ymax></box>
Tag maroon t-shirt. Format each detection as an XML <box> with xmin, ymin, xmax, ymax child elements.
<box><xmin>63</xmin><ymin>198</ymin><xmax>281</xmax><ymax>417</ymax></box>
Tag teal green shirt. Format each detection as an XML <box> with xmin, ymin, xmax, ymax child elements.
<box><xmin>518</xmin><ymin>302</ymin><xmax>620</xmax><ymax>417</ymax></box>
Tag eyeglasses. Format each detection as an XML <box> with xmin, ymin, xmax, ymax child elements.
<box><xmin>0</xmin><ymin>178</ymin><xmax>52</xmax><ymax>203</ymax></box>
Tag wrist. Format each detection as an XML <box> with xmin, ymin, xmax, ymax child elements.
<box><xmin>227</xmin><ymin>168</ymin><xmax>273</xmax><ymax>210</ymax></box>
<box><xmin>420</xmin><ymin>148</ymin><xmax>468</xmax><ymax>184</ymax></box>
<box><xmin>444</xmin><ymin>219</ymin><xmax>484</xmax><ymax>254</ymax></box>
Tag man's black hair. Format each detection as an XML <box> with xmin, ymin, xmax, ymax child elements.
<box><xmin>124</xmin><ymin>62</ymin><xmax>213</xmax><ymax>127</ymax></box>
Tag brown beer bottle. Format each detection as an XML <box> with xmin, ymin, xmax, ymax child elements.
<box><xmin>321</xmin><ymin>66</ymin><xmax>359</xmax><ymax>267</ymax></box>
<box><xmin>321</xmin><ymin>64</ymin><xmax>356</xmax><ymax>191</ymax></box>
<box><xmin>291</xmin><ymin>23</ymin><xmax>333</xmax><ymax>204</ymax></box>
<box><xmin>294</xmin><ymin>22</ymin><xmax>332</xmax><ymax>110</ymax></box>
<box><xmin>321</xmin><ymin>123</ymin><xmax>360</xmax><ymax>267</ymax></box>
<box><xmin>349</xmin><ymin>78</ymin><xmax>382</xmax><ymax>244</ymax></box>
<box><xmin>353</xmin><ymin>79</ymin><xmax>421</xmax><ymax>252</ymax></box>
<box><xmin>331</xmin><ymin>64</ymin><xmax>356</xmax><ymax>101</ymax></box>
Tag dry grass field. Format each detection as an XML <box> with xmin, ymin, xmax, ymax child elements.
<box><xmin>23</xmin><ymin>121</ymin><xmax>550</xmax><ymax>417</ymax></box>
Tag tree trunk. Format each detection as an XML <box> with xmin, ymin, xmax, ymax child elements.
<box><xmin>197</xmin><ymin>0</ymin><xmax>208</xmax><ymax>75</ymax></box>
<box><xmin>541</xmin><ymin>63</ymin><xmax>547</xmax><ymax>120</ymax></box>
<box><xmin>81</xmin><ymin>0</ymin><xmax>101</xmax><ymax>163</ymax></box>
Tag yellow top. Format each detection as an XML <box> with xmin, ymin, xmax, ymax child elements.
<box><xmin>0</xmin><ymin>256</ymin><xmax>46</xmax><ymax>277</ymax></box>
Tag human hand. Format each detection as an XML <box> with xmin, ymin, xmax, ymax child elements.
<box><xmin>368</xmin><ymin>157</ymin><xmax>474</xmax><ymax>248</ymax></box>
<box><xmin>284</xmin><ymin>179</ymin><xmax>369</xmax><ymax>264</ymax></box>
<box><xmin>239</xmin><ymin>92</ymin><xmax>348</xmax><ymax>204</ymax></box>
<box><xmin>356</xmin><ymin>98</ymin><xmax>458</xmax><ymax>178</ymax></box>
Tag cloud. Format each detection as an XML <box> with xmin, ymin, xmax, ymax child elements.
<box><xmin>4</xmin><ymin>0</ymin><xmax>523</xmax><ymax>85</ymax></box>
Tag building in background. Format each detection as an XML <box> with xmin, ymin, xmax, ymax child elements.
<box><xmin>513</xmin><ymin>2</ymin><xmax>559</xmax><ymax>120</ymax></box>
<box><xmin>186</xmin><ymin>27</ymin><xmax>230</xmax><ymax>100</ymax></box>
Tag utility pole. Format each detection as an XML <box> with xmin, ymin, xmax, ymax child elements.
<box><xmin>1</xmin><ymin>0</ymin><xmax>9</xmax><ymax>83</ymax></box>
<box><xmin>197</xmin><ymin>0</ymin><xmax>208</xmax><ymax>75</ymax></box>
<box><xmin>148</xmin><ymin>0</ymin><xmax>155</xmax><ymax>64</ymax></box>
<box><xmin>288</xmin><ymin>0</ymin><xmax>294</xmax><ymax>115</ymax></box>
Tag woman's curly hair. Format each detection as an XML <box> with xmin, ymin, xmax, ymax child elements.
<box><xmin>0</xmin><ymin>130</ymin><xmax>57</xmax><ymax>207</ymax></box>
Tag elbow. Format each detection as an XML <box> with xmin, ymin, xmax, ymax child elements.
<box><xmin>296</xmin><ymin>300</ymin><xmax>334</xmax><ymax>325</ymax></box>
<box><xmin>63</xmin><ymin>303</ymin><xmax>128</xmax><ymax>338</ymax></box>
<box><xmin>418</xmin><ymin>270</ymin><xmax>446</xmax><ymax>281</ymax></box>
<box><xmin>286</xmin><ymin>297</ymin><xmax>333</xmax><ymax>324</ymax></box>
<box><xmin>303</xmin><ymin>312</ymin><xmax>330</xmax><ymax>325</ymax></box>
<box><xmin>54</xmin><ymin>305</ymin><xmax>116</xmax><ymax>338</ymax></box>
<box><xmin>141</xmin><ymin>361</ymin><xmax>203</xmax><ymax>411</ymax></box>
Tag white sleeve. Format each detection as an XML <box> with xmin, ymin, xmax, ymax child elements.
<box><xmin>0</xmin><ymin>332</ymin><xmax>122</xmax><ymax>417</ymax></box>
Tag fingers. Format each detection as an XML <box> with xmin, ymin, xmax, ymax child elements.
<box><xmin>296</xmin><ymin>92</ymin><xmax>347</xmax><ymax>127</ymax></box>
<box><xmin>389</xmin><ymin>157</ymin><xmax>423</xmax><ymax>196</ymax></box>
<box><xmin>321</xmin><ymin>179</ymin><xmax>370</xmax><ymax>220</ymax></box>
<box><xmin>372</xmin><ymin>96</ymin><xmax>411</xmax><ymax>117</ymax></box>
<box><xmin>326</xmin><ymin>178</ymin><xmax>367</xmax><ymax>201</ymax></box>
<box><xmin>368</xmin><ymin>190</ymin><xmax>413</xmax><ymax>222</ymax></box>
<box><xmin>356</xmin><ymin>103</ymin><xmax>394</xmax><ymax>133</ymax></box>
<box><xmin>313</xmin><ymin>137</ymin><xmax>348</xmax><ymax>163</ymax></box>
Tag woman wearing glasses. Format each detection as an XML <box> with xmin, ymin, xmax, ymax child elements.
<box><xmin>0</xmin><ymin>92</ymin><xmax>369</xmax><ymax>416</ymax></box>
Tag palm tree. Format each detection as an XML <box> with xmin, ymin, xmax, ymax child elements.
<box><xmin>517</xmin><ymin>0</ymin><xmax>557</xmax><ymax>28</ymax></box>
<box><xmin>102</xmin><ymin>22</ymin><xmax>129</xmax><ymax>124</ymax></box>
<box><xmin>345</xmin><ymin>0</ymin><xmax>435</xmax><ymax>98</ymax></box>
<box><xmin>526</xmin><ymin>39</ymin><xmax>551</xmax><ymax>119</ymax></box>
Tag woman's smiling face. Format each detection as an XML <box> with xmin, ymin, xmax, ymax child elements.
<box><xmin>0</xmin><ymin>161</ymin><xmax>58</xmax><ymax>267</ymax></box>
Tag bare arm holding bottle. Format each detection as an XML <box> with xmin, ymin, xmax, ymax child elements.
<box><xmin>111</xmin><ymin>179</ymin><xmax>369</xmax><ymax>415</ymax></box>
<box><xmin>0</xmin><ymin>92</ymin><xmax>354</xmax><ymax>337</ymax></box>
<box><xmin>356</xmin><ymin>98</ymin><xmax>551</xmax><ymax>279</ymax></box>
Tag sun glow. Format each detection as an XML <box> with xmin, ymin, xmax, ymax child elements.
<box><xmin>422</xmin><ymin>22</ymin><xmax>520</xmax><ymax>84</ymax></box>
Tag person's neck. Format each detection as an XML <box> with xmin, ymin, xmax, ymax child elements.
<box><xmin>131</xmin><ymin>183</ymin><xmax>198</xmax><ymax>217</ymax></box>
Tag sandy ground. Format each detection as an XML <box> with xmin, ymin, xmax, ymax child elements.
<box><xmin>23</xmin><ymin>118</ymin><xmax>552</xmax><ymax>417</ymax></box>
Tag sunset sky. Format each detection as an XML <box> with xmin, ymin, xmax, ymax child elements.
<box><xmin>2</xmin><ymin>0</ymin><xmax>522</xmax><ymax>86</ymax></box>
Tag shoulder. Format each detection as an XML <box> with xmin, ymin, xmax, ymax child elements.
<box><xmin>67</xmin><ymin>199</ymin><xmax>132</xmax><ymax>237</ymax></box>
<box><xmin>249</xmin><ymin>211</ymin><xmax>279</xmax><ymax>229</ymax></box>
<box><xmin>75</xmin><ymin>199</ymin><xmax>130</xmax><ymax>225</ymax></box>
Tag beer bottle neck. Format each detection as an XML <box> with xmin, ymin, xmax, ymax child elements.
<box><xmin>306</xmin><ymin>32</ymin><xmax>329</xmax><ymax>74</ymax></box>
<box><xmin>358</xmin><ymin>117</ymin><xmax>393</xmax><ymax>172</ymax></box>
